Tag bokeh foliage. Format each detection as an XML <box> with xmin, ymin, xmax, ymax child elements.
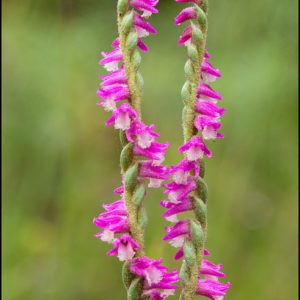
<box><xmin>2</xmin><ymin>0</ymin><xmax>298</xmax><ymax>299</ymax></box>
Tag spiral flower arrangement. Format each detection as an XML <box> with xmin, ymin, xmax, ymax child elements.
<box><xmin>93</xmin><ymin>1</ymin><xmax>231</xmax><ymax>299</ymax></box>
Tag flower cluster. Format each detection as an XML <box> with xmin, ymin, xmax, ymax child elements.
<box><xmin>162</xmin><ymin>220</ymin><xmax>231</xmax><ymax>298</ymax></box>
<box><xmin>177</xmin><ymin>5</ymin><xmax>226</xmax><ymax>143</ymax></box>
<box><xmin>130</xmin><ymin>256</ymin><xmax>179</xmax><ymax>299</ymax></box>
<box><xmin>97</xmin><ymin>0</ymin><xmax>168</xmax><ymax>185</ymax></box>
<box><xmin>93</xmin><ymin>197</ymin><xmax>179</xmax><ymax>298</ymax></box>
<box><xmin>97</xmin><ymin>0</ymin><xmax>170</xmax><ymax>188</ymax></box>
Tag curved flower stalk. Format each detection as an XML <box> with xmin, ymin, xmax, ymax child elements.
<box><xmin>159</xmin><ymin>1</ymin><xmax>231</xmax><ymax>299</ymax></box>
<box><xmin>94</xmin><ymin>0</ymin><xmax>179</xmax><ymax>299</ymax></box>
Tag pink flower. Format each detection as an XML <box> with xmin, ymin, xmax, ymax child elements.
<box><xmin>106</xmin><ymin>103</ymin><xmax>138</xmax><ymax>130</ymax></box>
<box><xmin>200</xmin><ymin>260</ymin><xmax>226</xmax><ymax>278</ymax></box>
<box><xmin>93</xmin><ymin>200</ymin><xmax>129</xmax><ymax>233</ymax></box>
<box><xmin>175</xmin><ymin>7</ymin><xmax>197</xmax><ymax>25</ymax></box>
<box><xmin>179</xmin><ymin>136</ymin><xmax>212</xmax><ymax>161</ymax></box>
<box><xmin>134</xmin><ymin>13</ymin><xmax>157</xmax><ymax>37</ymax></box>
<box><xmin>130</xmin><ymin>256</ymin><xmax>179</xmax><ymax>295</ymax></box>
<box><xmin>111</xmin><ymin>37</ymin><xmax>120</xmax><ymax>48</ymax></box>
<box><xmin>130</xmin><ymin>0</ymin><xmax>159</xmax><ymax>17</ymax></box>
<box><xmin>113</xmin><ymin>185</ymin><xmax>124</xmax><ymax>194</ymax></box>
<box><xmin>163</xmin><ymin>219</ymin><xmax>190</xmax><ymax>243</ymax></box>
<box><xmin>145</xmin><ymin>270</ymin><xmax>179</xmax><ymax>290</ymax></box>
<box><xmin>143</xmin><ymin>289</ymin><xmax>175</xmax><ymax>300</ymax></box>
<box><xmin>178</xmin><ymin>26</ymin><xmax>192</xmax><ymax>46</ymax></box>
<box><xmin>107</xmin><ymin>234</ymin><xmax>139</xmax><ymax>261</ymax></box>
<box><xmin>201</xmin><ymin>61</ymin><xmax>222</xmax><ymax>82</ymax></box>
<box><xmin>126</xmin><ymin>121</ymin><xmax>160</xmax><ymax>148</ymax></box>
<box><xmin>137</xmin><ymin>39</ymin><xmax>149</xmax><ymax>52</ymax></box>
<box><xmin>194</xmin><ymin>115</ymin><xmax>224</xmax><ymax>140</ymax></box>
<box><xmin>100</xmin><ymin>67</ymin><xmax>127</xmax><ymax>87</ymax></box>
<box><xmin>162</xmin><ymin>198</ymin><xmax>193</xmax><ymax>219</ymax></box>
<box><xmin>99</xmin><ymin>48</ymin><xmax>123</xmax><ymax>71</ymax></box>
<box><xmin>140</xmin><ymin>161</ymin><xmax>170</xmax><ymax>188</ymax></box>
<box><xmin>196</xmin><ymin>278</ymin><xmax>231</xmax><ymax>299</ymax></box>
<box><xmin>164</xmin><ymin>176</ymin><xmax>197</xmax><ymax>203</ymax></box>
<box><xmin>195</xmin><ymin>100</ymin><xmax>226</xmax><ymax>118</ymax></box>
<box><xmin>204</xmin><ymin>52</ymin><xmax>211</xmax><ymax>59</ymax></box>
<box><xmin>176</xmin><ymin>0</ymin><xmax>201</xmax><ymax>3</ymax></box>
<box><xmin>134</xmin><ymin>141</ymin><xmax>169</xmax><ymax>162</ymax></box>
<box><xmin>94</xmin><ymin>229</ymin><xmax>115</xmax><ymax>243</ymax></box>
<box><xmin>97</xmin><ymin>84</ymin><xmax>130</xmax><ymax>111</ymax></box>
<box><xmin>169</xmin><ymin>159</ymin><xmax>200</xmax><ymax>184</ymax></box>
<box><xmin>197</xmin><ymin>83</ymin><xmax>223</xmax><ymax>102</ymax></box>
<box><xmin>130</xmin><ymin>256</ymin><xmax>179</xmax><ymax>300</ymax></box>
<box><xmin>130</xmin><ymin>256</ymin><xmax>167</xmax><ymax>285</ymax></box>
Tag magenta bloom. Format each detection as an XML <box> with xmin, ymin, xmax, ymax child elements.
<box><xmin>130</xmin><ymin>0</ymin><xmax>159</xmax><ymax>17</ymax></box>
<box><xmin>176</xmin><ymin>0</ymin><xmax>201</xmax><ymax>3</ymax></box>
<box><xmin>175</xmin><ymin>7</ymin><xmax>197</xmax><ymax>25</ymax></box>
<box><xmin>107</xmin><ymin>234</ymin><xmax>139</xmax><ymax>261</ymax></box>
<box><xmin>200</xmin><ymin>260</ymin><xmax>226</xmax><ymax>278</ymax></box>
<box><xmin>113</xmin><ymin>185</ymin><xmax>124</xmax><ymax>194</ymax></box>
<box><xmin>130</xmin><ymin>256</ymin><xmax>179</xmax><ymax>299</ymax></box>
<box><xmin>134</xmin><ymin>141</ymin><xmax>169</xmax><ymax>162</ymax></box>
<box><xmin>196</xmin><ymin>278</ymin><xmax>231</xmax><ymax>299</ymax></box>
<box><xmin>162</xmin><ymin>198</ymin><xmax>193</xmax><ymax>219</ymax></box>
<box><xmin>106</xmin><ymin>103</ymin><xmax>138</xmax><ymax>130</ymax></box>
<box><xmin>178</xmin><ymin>26</ymin><xmax>192</xmax><ymax>46</ymax></box>
<box><xmin>201</xmin><ymin>61</ymin><xmax>222</xmax><ymax>82</ymax></box>
<box><xmin>130</xmin><ymin>256</ymin><xmax>167</xmax><ymax>285</ymax></box>
<box><xmin>134</xmin><ymin>13</ymin><xmax>157</xmax><ymax>37</ymax></box>
<box><xmin>143</xmin><ymin>289</ymin><xmax>175</xmax><ymax>300</ymax></box>
<box><xmin>197</xmin><ymin>83</ymin><xmax>223</xmax><ymax>102</ymax></box>
<box><xmin>126</xmin><ymin>121</ymin><xmax>160</xmax><ymax>148</ymax></box>
<box><xmin>179</xmin><ymin>136</ymin><xmax>212</xmax><ymax>161</ymax></box>
<box><xmin>163</xmin><ymin>219</ymin><xmax>190</xmax><ymax>243</ymax></box>
<box><xmin>145</xmin><ymin>270</ymin><xmax>179</xmax><ymax>290</ymax></box>
<box><xmin>100</xmin><ymin>67</ymin><xmax>127</xmax><ymax>87</ymax></box>
<box><xmin>137</xmin><ymin>39</ymin><xmax>149</xmax><ymax>52</ymax></box>
<box><xmin>164</xmin><ymin>176</ymin><xmax>197</xmax><ymax>204</ymax></box>
<box><xmin>140</xmin><ymin>162</ymin><xmax>170</xmax><ymax>180</ymax></box>
<box><xmin>99</xmin><ymin>48</ymin><xmax>123</xmax><ymax>71</ymax></box>
<box><xmin>94</xmin><ymin>230</ymin><xmax>115</xmax><ymax>243</ymax></box>
<box><xmin>194</xmin><ymin>115</ymin><xmax>224</xmax><ymax>140</ymax></box>
<box><xmin>97</xmin><ymin>84</ymin><xmax>130</xmax><ymax>111</ymax></box>
<box><xmin>195</xmin><ymin>100</ymin><xmax>226</xmax><ymax>118</ymax></box>
<box><xmin>130</xmin><ymin>256</ymin><xmax>178</xmax><ymax>286</ymax></box>
<box><xmin>93</xmin><ymin>200</ymin><xmax>129</xmax><ymax>233</ymax></box>
<box><xmin>170</xmin><ymin>159</ymin><xmax>200</xmax><ymax>184</ymax></box>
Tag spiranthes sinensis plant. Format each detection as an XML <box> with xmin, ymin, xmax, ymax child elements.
<box><xmin>93</xmin><ymin>1</ymin><xmax>231</xmax><ymax>299</ymax></box>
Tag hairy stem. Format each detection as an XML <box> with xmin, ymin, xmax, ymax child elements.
<box><xmin>116</xmin><ymin>3</ymin><xmax>147</xmax><ymax>298</ymax></box>
<box><xmin>117</xmin><ymin>3</ymin><xmax>145</xmax><ymax>255</ymax></box>
<box><xmin>118</xmin><ymin>12</ymin><xmax>142</xmax><ymax>118</ymax></box>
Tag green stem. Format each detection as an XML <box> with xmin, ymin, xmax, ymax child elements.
<box><xmin>117</xmin><ymin>4</ymin><xmax>145</xmax><ymax>255</ymax></box>
<box><xmin>118</xmin><ymin>12</ymin><xmax>142</xmax><ymax>119</ymax></box>
<box><xmin>116</xmin><ymin>3</ymin><xmax>147</xmax><ymax>298</ymax></box>
<box><xmin>124</xmin><ymin>188</ymin><xmax>145</xmax><ymax>256</ymax></box>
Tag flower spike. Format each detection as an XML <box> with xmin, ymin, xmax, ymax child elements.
<box><xmin>160</xmin><ymin>0</ymin><xmax>231</xmax><ymax>299</ymax></box>
<box><xmin>94</xmin><ymin>1</ymin><xmax>178</xmax><ymax>299</ymax></box>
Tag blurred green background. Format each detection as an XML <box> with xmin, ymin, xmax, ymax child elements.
<box><xmin>2</xmin><ymin>0</ymin><xmax>298</xmax><ymax>299</ymax></box>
